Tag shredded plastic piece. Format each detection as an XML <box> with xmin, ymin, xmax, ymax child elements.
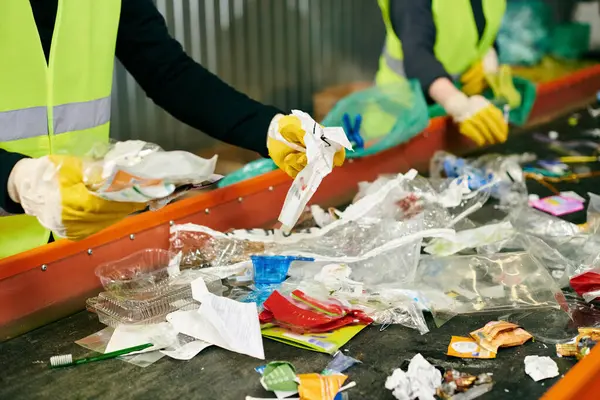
<box><xmin>322</xmin><ymin>351</ymin><xmax>361</xmax><ymax>375</ymax></box>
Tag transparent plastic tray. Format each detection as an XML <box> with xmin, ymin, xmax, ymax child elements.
<box><xmin>87</xmin><ymin>270</ymin><xmax>223</xmax><ymax>327</ymax></box>
<box><xmin>95</xmin><ymin>248</ymin><xmax>181</xmax><ymax>297</ymax></box>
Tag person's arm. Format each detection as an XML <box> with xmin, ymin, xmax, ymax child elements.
<box><xmin>389</xmin><ymin>0</ymin><xmax>458</xmax><ymax>103</ymax></box>
<box><xmin>115</xmin><ymin>0</ymin><xmax>282</xmax><ymax>157</ymax></box>
<box><xmin>0</xmin><ymin>150</ymin><xmax>27</xmax><ymax>214</ymax></box>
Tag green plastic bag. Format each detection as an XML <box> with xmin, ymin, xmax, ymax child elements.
<box><xmin>428</xmin><ymin>76</ymin><xmax>536</xmax><ymax>126</ymax></box>
<box><xmin>550</xmin><ymin>23</ymin><xmax>590</xmax><ymax>60</ymax></box>
<box><xmin>321</xmin><ymin>80</ymin><xmax>429</xmax><ymax>158</ymax></box>
<box><xmin>218</xmin><ymin>80</ymin><xmax>429</xmax><ymax>188</ymax></box>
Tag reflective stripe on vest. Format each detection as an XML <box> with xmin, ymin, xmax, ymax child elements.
<box><xmin>54</xmin><ymin>96</ymin><xmax>111</xmax><ymax>135</ymax></box>
<box><xmin>0</xmin><ymin>0</ymin><xmax>121</xmax><ymax>259</ymax></box>
<box><xmin>0</xmin><ymin>96</ymin><xmax>111</xmax><ymax>142</ymax></box>
<box><xmin>376</xmin><ymin>0</ymin><xmax>506</xmax><ymax>85</ymax></box>
<box><xmin>382</xmin><ymin>45</ymin><xmax>405</xmax><ymax>77</ymax></box>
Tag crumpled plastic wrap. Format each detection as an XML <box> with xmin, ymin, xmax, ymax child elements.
<box><xmin>170</xmin><ymin>170</ymin><xmax>455</xmax><ymax>286</ymax></box>
<box><xmin>352</xmin><ymin>171</ymin><xmax>487</xmax><ymax>230</ymax></box>
<box><xmin>169</xmin><ymin>225</ymin><xmax>271</xmax><ymax>269</ymax></box>
<box><xmin>415</xmin><ymin>252</ymin><xmax>564</xmax><ymax>327</ymax></box>
<box><xmin>429</xmin><ymin>151</ymin><xmax>532</xmax><ymax>209</ymax></box>
<box><xmin>82</xmin><ymin>140</ymin><xmax>219</xmax><ymax>205</ymax></box>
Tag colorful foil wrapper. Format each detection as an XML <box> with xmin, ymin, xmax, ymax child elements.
<box><xmin>298</xmin><ymin>373</ymin><xmax>347</xmax><ymax>400</ymax></box>
<box><xmin>556</xmin><ymin>327</ymin><xmax>600</xmax><ymax>360</ymax></box>
<box><xmin>437</xmin><ymin>369</ymin><xmax>493</xmax><ymax>400</ymax></box>
<box><xmin>261</xmin><ymin>361</ymin><xmax>298</xmax><ymax>392</ymax></box>
<box><xmin>447</xmin><ymin>336</ymin><xmax>496</xmax><ymax>359</ymax></box>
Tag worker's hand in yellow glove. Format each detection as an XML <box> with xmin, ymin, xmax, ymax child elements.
<box><xmin>267</xmin><ymin>114</ymin><xmax>345</xmax><ymax>178</ymax></box>
<box><xmin>460</xmin><ymin>48</ymin><xmax>499</xmax><ymax>96</ymax></box>
<box><xmin>442</xmin><ymin>93</ymin><xmax>508</xmax><ymax>147</ymax></box>
<box><xmin>7</xmin><ymin>155</ymin><xmax>146</xmax><ymax>241</ymax></box>
<box><xmin>461</xmin><ymin>61</ymin><xmax>487</xmax><ymax>96</ymax></box>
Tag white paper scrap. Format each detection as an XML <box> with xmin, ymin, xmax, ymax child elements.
<box><xmin>160</xmin><ymin>339</ymin><xmax>212</xmax><ymax>361</ymax></box>
<box><xmin>105</xmin><ymin>322</ymin><xmax>178</xmax><ymax>354</ymax></box>
<box><xmin>167</xmin><ymin>276</ymin><xmax>265</xmax><ymax>360</ymax></box>
<box><xmin>524</xmin><ymin>356</ymin><xmax>559</xmax><ymax>382</ymax></box>
<box><xmin>277</xmin><ymin>110</ymin><xmax>352</xmax><ymax>232</ymax></box>
<box><xmin>385</xmin><ymin>353</ymin><xmax>441</xmax><ymax>400</ymax></box>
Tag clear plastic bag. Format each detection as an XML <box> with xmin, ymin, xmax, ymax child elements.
<box><xmin>82</xmin><ymin>140</ymin><xmax>218</xmax><ymax>203</ymax></box>
<box><xmin>415</xmin><ymin>252</ymin><xmax>564</xmax><ymax>327</ymax></box>
<box><xmin>500</xmin><ymin>292</ymin><xmax>600</xmax><ymax>344</ymax></box>
<box><xmin>587</xmin><ymin>192</ymin><xmax>600</xmax><ymax>234</ymax></box>
<box><xmin>508</xmin><ymin>205</ymin><xmax>580</xmax><ymax>238</ymax></box>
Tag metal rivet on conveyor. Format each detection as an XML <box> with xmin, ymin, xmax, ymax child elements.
<box><xmin>238</xmin><ymin>197</ymin><xmax>243</xmax><ymax>203</ymax></box>
<box><xmin>204</xmin><ymin>208</ymin><xmax>210</xmax><ymax>214</ymax></box>
<box><xmin>87</xmin><ymin>249</ymin><xmax>93</xmax><ymax>255</ymax></box>
<box><xmin>268</xmin><ymin>186</ymin><xmax>274</xmax><ymax>191</ymax></box>
<box><xmin>129</xmin><ymin>234</ymin><xmax>135</xmax><ymax>240</ymax></box>
<box><xmin>169</xmin><ymin>220</ymin><xmax>174</xmax><ymax>226</ymax></box>
<box><xmin>41</xmin><ymin>264</ymin><xmax>47</xmax><ymax>271</ymax></box>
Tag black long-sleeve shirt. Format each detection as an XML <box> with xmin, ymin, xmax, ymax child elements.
<box><xmin>0</xmin><ymin>0</ymin><xmax>282</xmax><ymax>214</ymax></box>
<box><xmin>389</xmin><ymin>0</ymin><xmax>489</xmax><ymax>96</ymax></box>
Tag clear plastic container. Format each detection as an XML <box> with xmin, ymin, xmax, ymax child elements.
<box><xmin>87</xmin><ymin>270</ymin><xmax>223</xmax><ymax>327</ymax></box>
<box><xmin>95</xmin><ymin>249</ymin><xmax>181</xmax><ymax>296</ymax></box>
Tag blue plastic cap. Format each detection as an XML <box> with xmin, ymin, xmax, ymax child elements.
<box><xmin>250</xmin><ymin>255</ymin><xmax>314</xmax><ymax>285</ymax></box>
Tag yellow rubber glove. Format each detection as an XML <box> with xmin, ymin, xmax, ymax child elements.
<box><xmin>267</xmin><ymin>114</ymin><xmax>345</xmax><ymax>178</ymax></box>
<box><xmin>8</xmin><ymin>155</ymin><xmax>146</xmax><ymax>241</ymax></box>
<box><xmin>460</xmin><ymin>48</ymin><xmax>500</xmax><ymax>96</ymax></box>
<box><xmin>485</xmin><ymin>65</ymin><xmax>522</xmax><ymax>109</ymax></box>
<box><xmin>460</xmin><ymin>61</ymin><xmax>487</xmax><ymax>96</ymax></box>
<box><xmin>443</xmin><ymin>93</ymin><xmax>508</xmax><ymax>147</ymax></box>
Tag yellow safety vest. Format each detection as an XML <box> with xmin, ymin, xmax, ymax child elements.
<box><xmin>376</xmin><ymin>0</ymin><xmax>506</xmax><ymax>86</ymax></box>
<box><xmin>0</xmin><ymin>0</ymin><xmax>121</xmax><ymax>259</ymax></box>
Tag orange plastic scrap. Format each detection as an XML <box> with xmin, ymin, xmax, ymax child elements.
<box><xmin>470</xmin><ymin>321</ymin><xmax>532</xmax><ymax>353</ymax></box>
<box><xmin>298</xmin><ymin>373</ymin><xmax>347</xmax><ymax>400</ymax></box>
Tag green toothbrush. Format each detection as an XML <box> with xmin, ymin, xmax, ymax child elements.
<box><xmin>49</xmin><ymin>343</ymin><xmax>154</xmax><ymax>368</ymax></box>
